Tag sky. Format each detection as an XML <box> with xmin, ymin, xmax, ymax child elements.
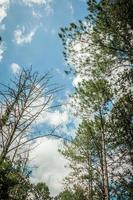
<box><xmin>0</xmin><ymin>0</ymin><xmax>88</xmax><ymax>196</ymax></box>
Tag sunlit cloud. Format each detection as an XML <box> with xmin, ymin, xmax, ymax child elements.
<box><xmin>23</xmin><ymin>0</ymin><xmax>54</xmax><ymax>16</ymax></box>
<box><xmin>29</xmin><ymin>138</ymin><xmax>70</xmax><ymax>196</ymax></box>
<box><xmin>23</xmin><ymin>0</ymin><xmax>48</xmax><ymax>6</ymax></box>
<box><xmin>32</xmin><ymin>9</ymin><xmax>42</xmax><ymax>18</ymax></box>
<box><xmin>0</xmin><ymin>0</ymin><xmax>9</xmax><ymax>23</ymax></box>
<box><xmin>0</xmin><ymin>42</ymin><xmax>6</xmax><ymax>61</ymax></box>
<box><xmin>14</xmin><ymin>26</ymin><xmax>37</xmax><ymax>45</ymax></box>
<box><xmin>44</xmin><ymin>2</ymin><xmax>54</xmax><ymax>16</ymax></box>
<box><xmin>72</xmin><ymin>74</ymin><xmax>83</xmax><ymax>87</ymax></box>
<box><xmin>10</xmin><ymin>63</ymin><xmax>21</xmax><ymax>74</ymax></box>
<box><xmin>44</xmin><ymin>110</ymin><xmax>69</xmax><ymax>127</ymax></box>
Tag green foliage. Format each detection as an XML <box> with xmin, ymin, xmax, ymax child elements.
<box><xmin>0</xmin><ymin>158</ymin><xmax>52</xmax><ymax>200</ymax></box>
<box><xmin>34</xmin><ymin>182</ymin><xmax>52</xmax><ymax>200</ymax></box>
<box><xmin>55</xmin><ymin>190</ymin><xmax>75</xmax><ymax>200</ymax></box>
<box><xmin>87</xmin><ymin>0</ymin><xmax>133</xmax><ymax>62</ymax></box>
<box><xmin>0</xmin><ymin>158</ymin><xmax>30</xmax><ymax>200</ymax></box>
<box><xmin>54</xmin><ymin>187</ymin><xmax>87</xmax><ymax>200</ymax></box>
<box><xmin>59</xmin><ymin>0</ymin><xmax>133</xmax><ymax>199</ymax></box>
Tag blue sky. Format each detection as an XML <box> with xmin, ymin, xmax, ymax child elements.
<box><xmin>0</xmin><ymin>0</ymin><xmax>87</xmax><ymax>91</ymax></box>
<box><xmin>0</xmin><ymin>0</ymin><xmax>88</xmax><ymax>196</ymax></box>
<box><xmin>0</xmin><ymin>0</ymin><xmax>88</xmax><ymax>142</ymax></box>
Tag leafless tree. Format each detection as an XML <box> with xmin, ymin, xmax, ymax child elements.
<box><xmin>0</xmin><ymin>68</ymin><xmax>61</xmax><ymax>162</ymax></box>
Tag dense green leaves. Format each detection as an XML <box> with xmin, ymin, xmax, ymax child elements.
<box><xmin>34</xmin><ymin>182</ymin><xmax>52</xmax><ymax>200</ymax></box>
<box><xmin>59</xmin><ymin>0</ymin><xmax>133</xmax><ymax>199</ymax></box>
<box><xmin>54</xmin><ymin>187</ymin><xmax>87</xmax><ymax>200</ymax></box>
<box><xmin>0</xmin><ymin>158</ymin><xmax>30</xmax><ymax>200</ymax></box>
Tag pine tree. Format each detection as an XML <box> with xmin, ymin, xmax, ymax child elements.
<box><xmin>59</xmin><ymin>1</ymin><xmax>133</xmax><ymax>199</ymax></box>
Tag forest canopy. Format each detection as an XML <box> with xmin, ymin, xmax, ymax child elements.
<box><xmin>0</xmin><ymin>0</ymin><xmax>133</xmax><ymax>199</ymax></box>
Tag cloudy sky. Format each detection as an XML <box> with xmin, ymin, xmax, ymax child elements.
<box><xmin>0</xmin><ymin>0</ymin><xmax>87</xmax><ymax>196</ymax></box>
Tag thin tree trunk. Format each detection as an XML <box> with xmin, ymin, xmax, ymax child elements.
<box><xmin>100</xmin><ymin>109</ymin><xmax>109</xmax><ymax>200</ymax></box>
<box><xmin>102</xmin><ymin>131</ymin><xmax>109</xmax><ymax>200</ymax></box>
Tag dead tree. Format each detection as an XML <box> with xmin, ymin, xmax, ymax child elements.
<box><xmin>0</xmin><ymin>68</ymin><xmax>61</xmax><ymax>162</ymax></box>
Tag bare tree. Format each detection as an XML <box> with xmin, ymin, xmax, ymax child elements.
<box><xmin>0</xmin><ymin>68</ymin><xmax>61</xmax><ymax>162</ymax></box>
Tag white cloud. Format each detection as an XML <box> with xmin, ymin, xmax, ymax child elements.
<box><xmin>0</xmin><ymin>0</ymin><xmax>9</xmax><ymax>23</ymax></box>
<box><xmin>10</xmin><ymin>63</ymin><xmax>21</xmax><ymax>74</ymax></box>
<box><xmin>44</xmin><ymin>110</ymin><xmax>69</xmax><ymax>127</ymax></box>
<box><xmin>32</xmin><ymin>9</ymin><xmax>42</xmax><ymax>18</ymax></box>
<box><xmin>29</xmin><ymin>138</ymin><xmax>70</xmax><ymax>196</ymax></box>
<box><xmin>29</xmin><ymin>93</ymin><xmax>79</xmax><ymax>139</ymax></box>
<box><xmin>0</xmin><ymin>42</ymin><xmax>6</xmax><ymax>61</ymax></box>
<box><xmin>0</xmin><ymin>7</ymin><xmax>6</xmax><ymax>23</ymax></box>
<box><xmin>14</xmin><ymin>26</ymin><xmax>37</xmax><ymax>45</ymax></box>
<box><xmin>0</xmin><ymin>1</ymin><xmax>9</xmax><ymax>62</ymax></box>
<box><xmin>23</xmin><ymin>0</ymin><xmax>54</xmax><ymax>16</ymax></box>
<box><xmin>72</xmin><ymin>74</ymin><xmax>83</xmax><ymax>87</ymax></box>
<box><xmin>44</xmin><ymin>2</ymin><xmax>54</xmax><ymax>16</ymax></box>
<box><xmin>33</xmin><ymin>97</ymin><xmax>79</xmax><ymax>136</ymax></box>
<box><xmin>23</xmin><ymin>0</ymin><xmax>48</xmax><ymax>6</ymax></box>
